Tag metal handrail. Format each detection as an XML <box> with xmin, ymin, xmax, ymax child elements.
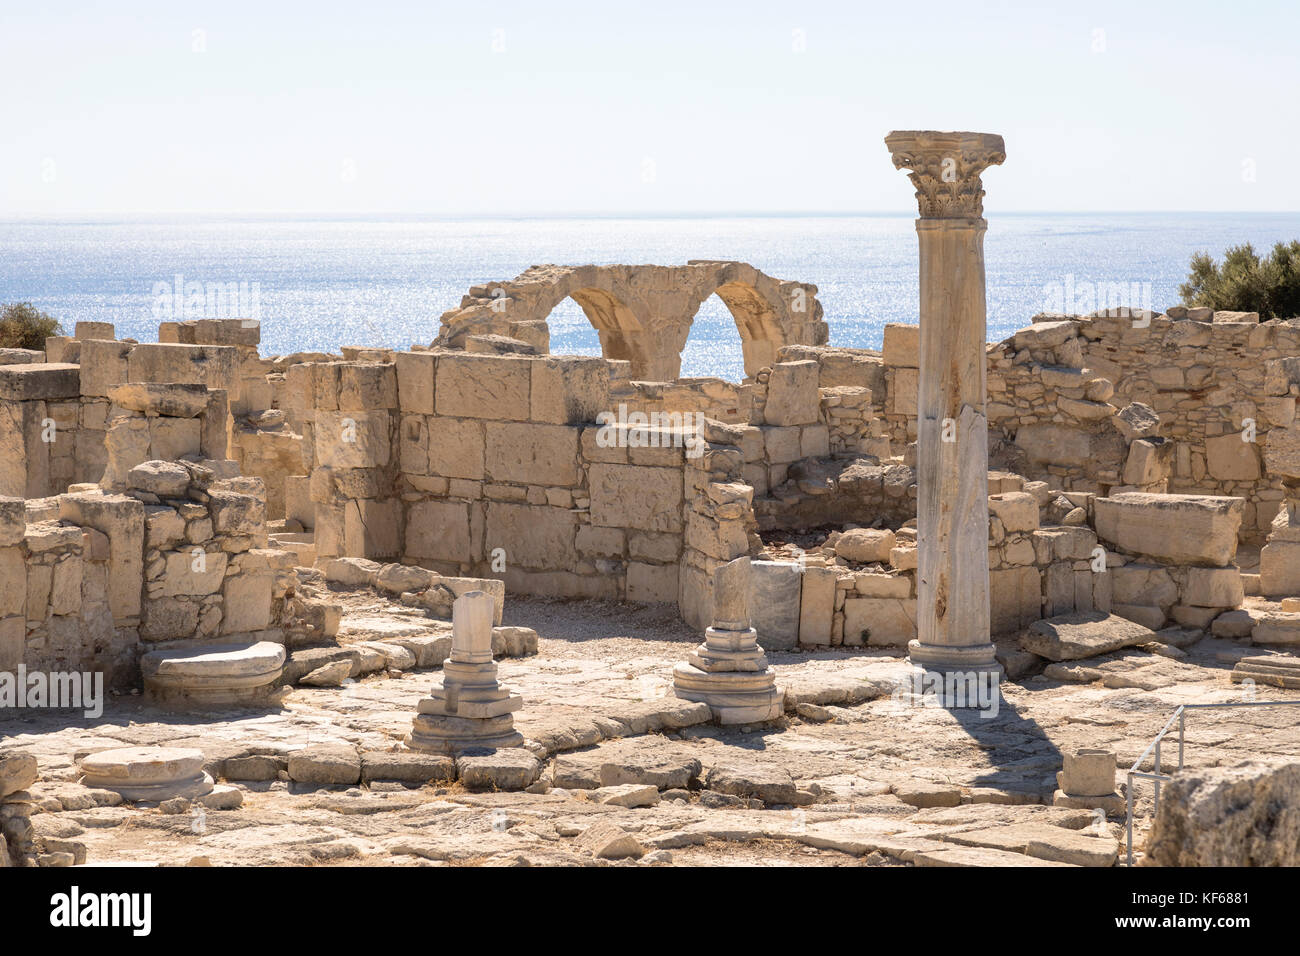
<box><xmin>1124</xmin><ymin>698</ymin><xmax>1300</xmax><ymax>866</ymax></box>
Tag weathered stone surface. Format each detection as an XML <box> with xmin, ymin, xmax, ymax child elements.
<box><xmin>843</xmin><ymin>596</ymin><xmax>917</xmax><ymax>646</ymax></box>
<box><xmin>882</xmin><ymin>323</ymin><xmax>919</xmax><ymax>368</ymax></box>
<box><xmin>360</xmin><ymin>751</ymin><xmax>455</xmax><ymax>785</ymax></box>
<box><xmin>594</xmin><ymin>784</ymin><xmax>661</xmax><ymax>808</ymax></box>
<box><xmin>894</xmin><ymin>782</ymin><xmax>962</xmax><ymax>808</ymax></box>
<box><xmin>1205</xmin><ymin>432</ymin><xmax>1261</xmax><ymax>481</ymax></box>
<box><xmin>578</xmin><ymin>821</ymin><xmax>645</xmax><ymax>860</ymax></box>
<box><xmin>704</xmin><ymin>763</ymin><xmax>797</xmax><ymax>805</ymax></box>
<box><xmin>322</xmin><ymin>556</ymin><xmax>381</xmax><ymax>587</ymax></box>
<box><xmin>834</xmin><ymin>528</ymin><xmax>896</xmax><ymax>563</ymax></box>
<box><xmin>1094</xmin><ymin>493</ymin><xmax>1243</xmax><ymax>567</ymax></box>
<box><xmin>1058</xmin><ymin>749</ymin><xmax>1116</xmax><ymax>797</ymax></box>
<box><xmin>748</xmin><ymin>560</ymin><xmax>800</xmax><ymax>651</ymax></box>
<box><xmin>435</xmin><ymin>353</ymin><xmax>531</xmax><ymax>421</ymax></box>
<box><xmin>222</xmin><ymin>756</ymin><xmax>283</xmax><ymax>781</ymax></box>
<box><xmin>1182</xmin><ymin>566</ymin><xmax>1244</xmax><ymax>608</ymax></box>
<box><xmin>940</xmin><ymin>822</ymin><xmax>1117</xmax><ymax>867</ymax></box>
<box><xmin>1261</xmin><ymin>540</ymin><xmax>1300</xmax><ymax>597</ymax></box>
<box><xmin>1251</xmin><ymin>612</ymin><xmax>1300</xmax><ymax>645</ymax></box>
<box><xmin>1263</xmin><ymin>425</ymin><xmax>1300</xmax><ymax>479</ymax></box>
<box><xmin>0</xmin><ymin>363</ymin><xmax>79</xmax><ymax>401</ymax></box>
<box><xmin>456</xmin><ymin>749</ymin><xmax>541</xmax><ymax>791</ymax></box>
<box><xmin>0</xmin><ymin>752</ymin><xmax>38</xmax><ymax>799</ymax></box>
<box><xmin>287</xmin><ymin>745</ymin><xmax>362</xmax><ymax>785</ymax></box>
<box><xmin>299</xmin><ymin>660</ymin><xmax>351</xmax><ymax>686</ymax></box>
<box><xmin>764</xmin><ymin>361</ymin><xmax>820</xmax><ymax>426</ymax></box>
<box><xmin>108</xmin><ymin>382</ymin><xmax>210</xmax><ymax>418</ymax></box>
<box><xmin>1143</xmin><ymin>760</ymin><xmax>1300</xmax><ymax>866</ymax></box>
<box><xmin>1021</xmin><ymin>612</ymin><xmax>1156</xmax><ymax>661</ymax></box>
<box><xmin>1112</xmin><ymin>402</ymin><xmax>1161</xmax><ymax>443</ymax></box>
<box><xmin>914</xmin><ymin>845</ymin><xmax>1074</xmax><ymax>867</ymax></box>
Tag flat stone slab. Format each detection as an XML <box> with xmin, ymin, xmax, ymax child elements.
<box><xmin>141</xmin><ymin>641</ymin><xmax>286</xmax><ymax>680</ymax></box>
<box><xmin>913</xmin><ymin>845</ymin><xmax>1077</xmax><ymax>867</ymax></box>
<box><xmin>704</xmin><ymin>762</ymin><xmax>797</xmax><ymax>805</ymax></box>
<box><xmin>594</xmin><ymin>784</ymin><xmax>660</xmax><ymax>808</ymax></box>
<box><xmin>300</xmin><ymin>660</ymin><xmax>350</xmax><ymax>686</ymax></box>
<box><xmin>80</xmin><ymin>747</ymin><xmax>203</xmax><ymax>783</ymax></box>
<box><xmin>283</xmin><ymin>646</ymin><xmax>362</xmax><ymax>684</ymax></box>
<box><xmin>456</xmin><ymin>749</ymin><xmax>541</xmax><ymax>791</ymax></box>
<box><xmin>552</xmin><ymin>737</ymin><xmax>703</xmax><ymax>790</ymax></box>
<box><xmin>287</xmin><ymin>745</ymin><xmax>361</xmax><ymax>786</ymax></box>
<box><xmin>1252</xmin><ymin>612</ymin><xmax>1300</xmax><ymax>645</ymax></box>
<box><xmin>894</xmin><ymin>781</ymin><xmax>962</xmax><ymax>808</ymax></box>
<box><xmin>938</xmin><ymin>822</ymin><xmax>1119</xmax><ymax>867</ymax></box>
<box><xmin>1094</xmin><ymin>492</ymin><xmax>1244</xmax><ymax>567</ymax></box>
<box><xmin>0</xmin><ymin>362</ymin><xmax>80</xmax><ymax>401</ymax></box>
<box><xmin>360</xmin><ymin>751</ymin><xmax>455</xmax><ymax>785</ymax></box>
<box><xmin>578</xmin><ymin>821</ymin><xmax>645</xmax><ymax>860</ymax></box>
<box><xmin>1021</xmin><ymin>612</ymin><xmax>1156</xmax><ymax>661</ymax></box>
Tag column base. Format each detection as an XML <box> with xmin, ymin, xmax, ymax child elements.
<box><xmin>907</xmin><ymin>640</ymin><xmax>1000</xmax><ymax>675</ymax></box>
<box><xmin>672</xmin><ymin>663</ymin><xmax>784</xmax><ymax>725</ymax></box>
<box><xmin>906</xmin><ymin>641</ymin><xmax>1003</xmax><ymax>710</ymax></box>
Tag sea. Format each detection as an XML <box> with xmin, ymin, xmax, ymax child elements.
<box><xmin>4</xmin><ymin>212</ymin><xmax>1300</xmax><ymax>382</ymax></box>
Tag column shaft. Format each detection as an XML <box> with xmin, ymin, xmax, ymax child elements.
<box><xmin>914</xmin><ymin>218</ymin><xmax>991</xmax><ymax>657</ymax></box>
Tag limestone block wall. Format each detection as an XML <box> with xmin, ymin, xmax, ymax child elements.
<box><xmin>617</xmin><ymin>377</ymin><xmax>753</xmax><ymax>424</ymax></box>
<box><xmin>1070</xmin><ymin>312</ymin><xmax>1300</xmax><ymax>537</ymax></box>
<box><xmin>0</xmin><ymin>496</ymin><xmax>128</xmax><ymax>685</ymax></box>
<box><xmin>0</xmin><ymin>491</ymin><xmax>143</xmax><ymax>688</ymax></box>
<box><xmin>763</xmin><ymin>480</ymin><xmax>1247</xmax><ymax>652</ymax></box>
<box><xmin>300</xmin><ymin>351</ymin><xmax>698</xmax><ymax>603</ymax></box>
<box><xmin>2</xmin><ymin>458</ymin><xmax>301</xmax><ymax>690</ymax></box>
<box><xmin>296</xmin><ymin>360</ymin><xmax>401</xmax><ymax>562</ymax></box>
<box><xmin>128</xmin><ymin>463</ymin><xmax>285</xmax><ymax>645</ymax></box>
<box><xmin>100</xmin><ymin>383</ymin><xmax>229</xmax><ymax>491</ymax></box>
<box><xmin>849</xmin><ymin>313</ymin><xmax>1300</xmax><ymax>540</ymax></box>
<box><xmin>0</xmin><ymin>364</ymin><xmax>83</xmax><ymax>498</ymax></box>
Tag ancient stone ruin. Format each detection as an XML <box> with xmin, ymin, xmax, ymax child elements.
<box><xmin>3</xmin><ymin>133</ymin><xmax>1300</xmax><ymax>869</ymax></box>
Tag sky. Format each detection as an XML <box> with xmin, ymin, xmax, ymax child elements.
<box><xmin>2</xmin><ymin>0</ymin><xmax>1298</xmax><ymax>217</ymax></box>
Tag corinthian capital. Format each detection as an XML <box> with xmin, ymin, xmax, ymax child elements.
<box><xmin>885</xmin><ymin>130</ymin><xmax>1006</xmax><ymax>219</ymax></box>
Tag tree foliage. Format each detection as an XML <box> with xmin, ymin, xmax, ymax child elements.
<box><xmin>1180</xmin><ymin>240</ymin><xmax>1300</xmax><ymax>319</ymax></box>
<box><xmin>0</xmin><ymin>302</ymin><xmax>64</xmax><ymax>350</ymax></box>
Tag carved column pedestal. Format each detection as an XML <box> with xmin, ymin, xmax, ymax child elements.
<box><xmin>673</xmin><ymin>556</ymin><xmax>784</xmax><ymax>724</ymax></box>
<box><xmin>406</xmin><ymin>591</ymin><xmax>523</xmax><ymax>753</ymax></box>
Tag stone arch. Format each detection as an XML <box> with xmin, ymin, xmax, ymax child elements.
<box><xmin>435</xmin><ymin>261</ymin><xmax>827</xmax><ymax>382</ymax></box>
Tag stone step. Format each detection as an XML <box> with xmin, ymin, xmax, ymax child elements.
<box><xmin>1252</xmin><ymin>612</ymin><xmax>1300</xmax><ymax>645</ymax></box>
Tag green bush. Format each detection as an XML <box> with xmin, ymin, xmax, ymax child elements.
<box><xmin>0</xmin><ymin>302</ymin><xmax>64</xmax><ymax>350</ymax></box>
<box><xmin>1179</xmin><ymin>240</ymin><xmax>1300</xmax><ymax>319</ymax></box>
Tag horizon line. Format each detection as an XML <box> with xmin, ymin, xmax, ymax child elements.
<box><xmin>4</xmin><ymin>209</ymin><xmax>1300</xmax><ymax>224</ymax></box>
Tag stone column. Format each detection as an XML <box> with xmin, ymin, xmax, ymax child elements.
<box><xmin>885</xmin><ymin>131</ymin><xmax>1006</xmax><ymax>681</ymax></box>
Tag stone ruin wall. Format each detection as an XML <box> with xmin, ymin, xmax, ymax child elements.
<box><xmin>2</xmin><ymin>273</ymin><xmax>1296</xmax><ymax>695</ymax></box>
<box><xmin>784</xmin><ymin>309</ymin><xmax>1300</xmax><ymax>542</ymax></box>
<box><xmin>296</xmin><ymin>351</ymin><xmax>707</xmax><ymax>610</ymax></box>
